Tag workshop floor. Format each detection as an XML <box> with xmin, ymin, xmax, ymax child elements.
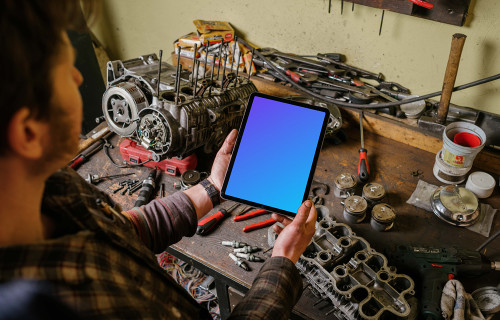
<box><xmin>157</xmin><ymin>252</ymin><xmax>220</xmax><ymax>319</ymax></box>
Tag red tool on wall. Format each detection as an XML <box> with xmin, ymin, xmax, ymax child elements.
<box><xmin>233</xmin><ymin>209</ymin><xmax>276</xmax><ymax>232</ymax></box>
<box><xmin>408</xmin><ymin>0</ymin><xmax>434</xmax><ymax>9</ymax></box>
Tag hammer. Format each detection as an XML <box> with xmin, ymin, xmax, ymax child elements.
<box><xmin>436</xmin><ymin>33</ymin><xmax>467</xmax><ymax>124</ymax></box>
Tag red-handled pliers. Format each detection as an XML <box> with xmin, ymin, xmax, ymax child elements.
<box><xmin>408</xmin><ymin>0</ymin><xmax>433</xmax><ymax>9</ymax></box>
<box><xmin>233</xmin><ymin>209</ymin><xmax>276</xmax><ymax>232</ymax></box>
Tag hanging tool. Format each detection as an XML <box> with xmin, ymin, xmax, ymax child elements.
<box><xmin>85</xmin><ymin>172</ymin><xmax>134</xmax><ymax>185</ymax></box>
<box><xmin>134</xmin><ymin>168</ymin><xmax>159</xmax><ymax>207</ymax></box>
<box><xmin>358</xmin><ymin>111</ymin><xmax>370</xmax><ymax>182</ymax></box>
<box><xmin>233</xmin><ymin>209</ymin><xmax>275</xmax><ymax>232</ymax></box>
<box><xmin>379</xmin><ymin>10</ymin><xmax>385</xmax><ymax>36</ymax></box>
<box><xmin>196</xmin><ymin>203</ymin><xmax>241</xmax><ymax>235</ymax></box>
<box><xmin>408</xmin><ymin>0</ymin><xmax>433</xmax><ymax>9</ymax></box>
<box><xmin>341</xmin><ymin>0</ymin><xmax>344</xmax><ymax>14</ymax></box>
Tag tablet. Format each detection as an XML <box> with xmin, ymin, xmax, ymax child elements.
<box><xmin>221</xmin><ymin>92</ymin><xmax>330</xmax><ymax>217</ymax></box>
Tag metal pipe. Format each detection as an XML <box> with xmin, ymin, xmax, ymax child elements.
<box><xmin>203</xmin><ymin>41</ymin><xmax>209</xmax><ymax>79</ymax></box>
<box><xmin>231</xmin><ymin>36</ymin><xmax>238</xmax><ymax>72</ymax></box>
<box><xmin>233</xmin><ymin>50</ymin><xmax>241</xmax><ymax>88</ymax></box>
<box><xmin>156</xmin><ymin>49</ymin><xmax>162</xmax><ymax>97</ymax></box>
<box><xmin>193</xmin><ymin>58</ymin><xmax>199</xmax><ymax>98</ymax></box>
<box><xmin>174</xmin><ymin>46</ymin><xmax>182</xmax><ymax>105</ymax></box>
<box><xmin>209</xmin><ymin>41</ymin><xmax>215</xmax><ymax>96</ymax></box>
<box><xmin>191</xmin><ymin>43</ymin><xmax>197</xmax><ymax>87</ymax></box>
<box><xmin>216</xmin><ymin>42</ymin><xmax>223</xmax><ymax>80</ymax></box>
<box><xmin>248</xmin><ymin>47</ymin><xmax>254</xmax><ymax>80</ymax></box>
<box><xmin>221</xmin><ymin>46</ymin><xmax>228</xmax><ymax>90</ymax></box>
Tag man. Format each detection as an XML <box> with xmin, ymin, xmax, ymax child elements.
<box><xmin>0</xmin><ymin>1</ymin><xmax>317</xmax><ymax>319</ymax></box>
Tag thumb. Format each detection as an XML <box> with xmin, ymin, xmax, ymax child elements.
<box><xmin>293</xmin><ymin>200</ymin><xmax>312</xmax><ymax>225</ymax></box>
<box><xmin>220</xmin><ymin>129</ymin><xmax>237</xmax><ymax>155</ymax></box>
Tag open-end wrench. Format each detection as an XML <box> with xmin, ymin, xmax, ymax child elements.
<box><xmin>315</xmin><ymin>77</ymin><xmax>379</xmax><ymax>99</ymax></box>
<box><xmin>260</xmin><ymin>48</ymin><xmax>345</xmax><ymax>76</ymax></box>
<box><xmin>317</xmin><ymin>53</ymin><xmax>384</xmax><ymax>81</ymax></box>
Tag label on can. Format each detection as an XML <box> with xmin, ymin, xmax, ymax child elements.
<box><xmin>442</xmin><ymin>149</ymin><xmax>465</xmax><ymax>167</ymax></box>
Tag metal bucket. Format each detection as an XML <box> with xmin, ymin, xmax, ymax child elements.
<box><xmin>441</xmin><ymin>121</ymin><xmax>486</xmax><ymax>168</ymax></box>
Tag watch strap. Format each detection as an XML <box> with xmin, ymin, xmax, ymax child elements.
<box><xmin>200</xmin><ymin>179</ymin><xmax>221</xmax><ymax>207</ymax></box>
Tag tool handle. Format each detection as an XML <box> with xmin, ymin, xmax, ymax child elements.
<box><xmin>285</xmin><ymin>69</ymin><xmax>301</xmax><ymax>83</ymax></box>
<box><xmin>69</xmin><ymin>156</ymin><xmax>85</xmax><ymax>169</ymax></box>
<box><xmin>243</xmin><ymin>218</ymin><xmax>276</xmax><ymax>232</ymax></box>
<box><xmin>436</xmin><ymin>33</ymin><xmax>466</xmax><ymax>124</ymax></box>
<box><xmin>233</xmin><ymin>209</ymin><xmax>268</xmax><ymax>221</ymax></box>
<box><xmin>196</xmin><ymin>209</ymin><xmax>228</xmax><ymax>235</ymax></box>
<box><xmin>134</xmin><ymin>181</ymin><xmax>154</xmax><ymax>207</ymax></box>
<box><xmin>421</xmin><ymin>269</ymin><xmax>448</xmax><ymax>320</ymax></box>
<box><xmin>358</xmin><ymin>148</ymin><xmax>370</xmax><ymax>182</ymax></box>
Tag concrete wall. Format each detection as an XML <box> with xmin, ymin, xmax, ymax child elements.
<box><xmin>90</xmin><ymin>0</ymin><xmax>500</xmax><ymax>115</ymax></box>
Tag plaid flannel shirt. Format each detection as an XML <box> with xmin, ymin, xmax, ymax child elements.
<box><xmin>0</xmin><ymin>168</ymin><xmax>303</xmax><ymax>319</ymax></box>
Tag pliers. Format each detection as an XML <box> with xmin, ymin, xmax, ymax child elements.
<box><xmin>233</xmin><ymin>209</ymin><xmax>276</xmax><ymax>232</ymax></box>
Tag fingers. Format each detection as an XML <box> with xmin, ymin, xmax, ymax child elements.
<box><xmin>273</xmin><ymin>223</ymin><xmax>283</xmax><ymax>235</ymax></box>
<box><xmin>306</xmin><ymin>203</ymin><xmax>317</xmax><ymax>225</ymax></box>
<box><xmin>219</xmin><ymin>129</ymin><xmax>238</xmax><ymax>155</ymax></box>
<box><xmin>272</xmin><ymin>213</ymin><xmax>292</xmax><ymax>227</ymax></box>
<box><xmin>293</xmin><ymin>200</ymin><xmax>313</xmax><ymax>225</ymax></box>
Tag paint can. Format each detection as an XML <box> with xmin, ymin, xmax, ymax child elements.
<box><xmin>441</xmin><ymin>121</ymin><xmax>486</xmax><ymax>168</ymax></box>
<box><xmin>433</xmin><ymin>150</ymin><xmax>470</xmax><ymax>184</ymax></box>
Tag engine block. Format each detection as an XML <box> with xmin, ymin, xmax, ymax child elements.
<box><xmin>297</xmin><ymin>216</ymin><xmax>416</xmax><ymax>319</ymax></box>
<box><xmin>102</xmin><ymin>53</ymin><xmax>342</xmax><ymax>160</ymax></box>
<box><xmin>102</xmin><ymin>53</ymin><xmax>257</xmax><ymax>160</ymax></box>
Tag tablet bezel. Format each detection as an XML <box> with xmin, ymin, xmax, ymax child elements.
<box><xmin>220</xmin><ymin>92</ymin><xmax>330</xmax><ymax>218</ymax></box>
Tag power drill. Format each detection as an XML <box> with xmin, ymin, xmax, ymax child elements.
<box><xmin>386</xmin><ymin>245</ymin><xmax>500</xmax><ymax>320</ymax></box>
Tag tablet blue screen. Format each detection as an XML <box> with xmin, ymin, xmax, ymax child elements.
<box><xmin>224</xmin><ymin>96</ymin><xmax>326</xmax><ymax>214</ymax></box>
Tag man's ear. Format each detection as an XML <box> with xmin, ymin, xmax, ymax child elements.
<box><xmin>7</xmin><ymin>107</ymin><xmax>48</xmax><ymax>159</ymax></box>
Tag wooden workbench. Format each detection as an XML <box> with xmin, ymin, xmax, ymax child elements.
<box><xmin>77</xmin><ymin>115</ymin><xmax>500</xmax><ymax>319</ymax></box>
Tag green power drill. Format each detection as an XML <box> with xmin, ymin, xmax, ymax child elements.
<box><xmin>385</xmin><ymin>245</ymin><xmax>500</xmax><ymax>320</ymax></box>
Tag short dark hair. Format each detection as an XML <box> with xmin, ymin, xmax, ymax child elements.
<box><xmin>0</xmin><ymin>0</ymin><xmax>91</xmax><ymax>153</ymax></box>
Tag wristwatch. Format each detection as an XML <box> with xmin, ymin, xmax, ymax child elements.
<box><xmin>199</xmin><ymin>179</ymin><xmax>221</xmax><ymax>207</ymax></box>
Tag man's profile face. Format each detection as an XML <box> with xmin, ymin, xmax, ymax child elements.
<box><xmin>42</xmin><ymin>32</ymin><xmax>84</xmax><ymax>169</ymax></box>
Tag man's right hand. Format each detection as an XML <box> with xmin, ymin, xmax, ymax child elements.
<box><xmin>270</xmin><ymin>200</ymin><xmax>317</xmax><ymax>264</ymax></box>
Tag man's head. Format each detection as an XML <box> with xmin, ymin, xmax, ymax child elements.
<box><xmin>0</xmin><ymin>0</ymin><xmax>91</xmax><ymax>172</ymax></box>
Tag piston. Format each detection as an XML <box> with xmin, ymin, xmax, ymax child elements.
<box><xmin>342</xmin><ymin>195</ymin><xmax>368</xmax><ymax>224</ymax></box>
<box><xmin>362</xmin><ymin>182</ymin><xmax>386</xmax><ymax>208</ymax></box>
<box><xmin>370</xmin><ymin>203</ymin><xmax>396</xmax><ymax>232</ymax></box>
<box><xmin>334</xmin><ymin>173</ymin><xmax>357</xmax><ymax>198</ymax></box>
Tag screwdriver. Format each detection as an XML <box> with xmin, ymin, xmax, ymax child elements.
<box><xmin>196</xmin><ymin>203</ymin><xmax>240</xmax><ymax>236</ymax></box>
<box><xmin>358</xmin><ymin>111</ymin><xmax>370</xmax><ymax>183</ymax></box>
<box><xmin>134</xmin><ymin>168</ymin><xmax>159</xmax><ymax>207</ymax></box>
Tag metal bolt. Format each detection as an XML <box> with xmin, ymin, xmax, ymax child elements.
<box><xmin>234</xmin><ymin>246</ymin><xmax>260</xmax><ymax>253</ymax></box>
<box><xmin>222</xmin><ymin>241</ymin><xmax>247</xmax><ymax>248</ymax></box>
<box><xmin>229</xmin><ymin>253</ymin><xmax>250</xmax><ymax>271</ymax></box>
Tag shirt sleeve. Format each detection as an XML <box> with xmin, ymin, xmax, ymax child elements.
<box><xmin>228</xmin><ymin>256</ymin><xmax>303</xmax><ymax>320</ymax></box>
<box><xmin>122</xmin><ymin>191</ymin><xmax>198</xmax><ymax>254</ymax></box>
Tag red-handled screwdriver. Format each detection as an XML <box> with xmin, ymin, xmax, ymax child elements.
<box><xmin>358</xmin><ymin>111</ymin><xmax>370</xmax><ymax>182</ymax></box>
<box><xmin>196</xmin><ymin>203</ymin><xmax>240</xmax><ymax>236</ymax></box>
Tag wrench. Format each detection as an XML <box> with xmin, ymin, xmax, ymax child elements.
<box><xmin>260</xmin><ymin>48</ymin><xmax>345</xmax><ymax>76</ymax></box>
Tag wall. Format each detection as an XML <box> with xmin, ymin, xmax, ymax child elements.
<box><xmin>91</xmin><ymin>0</ymin><xmax>500</xmax><ymax>115</ymax></box>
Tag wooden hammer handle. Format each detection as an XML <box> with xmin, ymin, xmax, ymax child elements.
<box><xmin>437</xmin><ymin>33</ymin><xmax>467</xmax><ymax>124</ymax></box>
